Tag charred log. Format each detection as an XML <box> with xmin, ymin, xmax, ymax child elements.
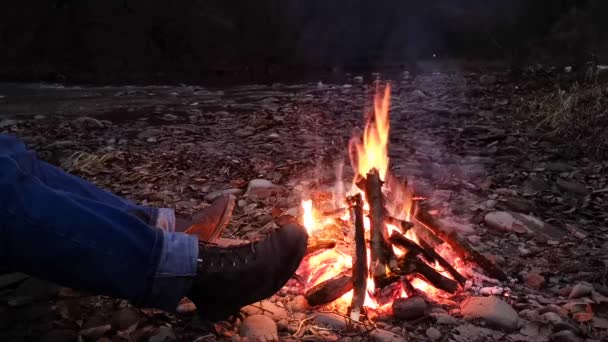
<box><xmin>348</xmin><ymin>193</ymin><xmax>367</xmax><ymax>321</ymax></box>
<box><xmin>385</xmin><ymin>216</ymin><xmax>415</xmax><ymax>233</ymax></box>
<box><xmin>414</xmin><ymin>204</ymin><xmax>507</xmax><ymax>281</ymax></box>
<box><xmin>364</xmin><ymin>169</ymin><xmax>397</xmax><ymax>288</ymax></box>
<box><xmin>398</xmin><ymin>257</ymin><xmax>459</xmax><ymax>294</ymax></box>
<box><xmin>416</xmin><ymin>236</ymin><xmax>467</xmax><ymax>286</ymax></box>
<box><xmin>388</xmin><ymin>231</ymin><xmax>435</xmax><ymax>264</ymax></box>
<box><xmin>306</xmin><ymin>239</ymin><xmax>337</xmax><ymax>255</ymax></box>
<box><xmin>305</xmin><ymin>272</ymin><xmax>354</xmax><ymax>307</ymax></box>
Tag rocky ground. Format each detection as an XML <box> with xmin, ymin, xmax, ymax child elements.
<box><xmin>0</xmin><ymin>70</ymin><xmax>607</xmax><ymax>341</ymax></box>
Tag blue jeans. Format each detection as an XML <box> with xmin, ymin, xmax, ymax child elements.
<box><xmin>0</xmin><ymin>134</ymin><xmax>198</xmax><ymax>311</ymax></box>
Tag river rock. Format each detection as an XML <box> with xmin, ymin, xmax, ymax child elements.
<box><xmin>426</xmin><ymin>327</ymin><xmax>442</xmax><ymax>341</ymax></box>
<box><xmin>484</xmin><ymin>211</ymin><xmax>563</xmax><ymax>240</ymax></box>
<box><xmin>461</xmin><ymin>296</ymin><xmax>519</xmax><ymax>331</ymax></box>
<box><xmin>240</xmin><ymin>315</ymin><xmax>278</xmax><ymax>341</ymax></box>
<box><xmin>314</xmin><ymin>312</ymin><xmax>348</xmax><ymax>330</ymax></box>
<box><xmin>556</xmin><ymin>178</ymin><xmax>588</xmax><ymax>195</ymax></box>
<box><xmin>111</xmin><ymin>308</ymin><xmax>139</xmax><ymax>330</ymax></box>
<box><xmin>392</xmin><ymin>296</ymin><xmax>427</xmax><ymax>320</ymax></box>
<box><xmin>204</xmin><ymin>188</ymin><xmax>242</xmax><ymax>201</ymax></box>
<box><xmin>370</xmin><ymin>329</ymin><xmax>407</xmax><ymax>342</ymax></box>
<box><xmin>73</xmin><ymin>117</ymin><xmax>104</xmax><ymax>129</ymax></box>
<box><xmin>568</xmin><ymin>282</ymin><xmax>593</xmax><ymax>299</ymax></box>
<box><xmin>523</xmin><ymin>273</ymin><xmax>545</xmax><ymax>290</ymax></box>
<box><xmin>245</xmin><ymin>179</ymin><xmax>286</xmax><ymax>198</ymax></box>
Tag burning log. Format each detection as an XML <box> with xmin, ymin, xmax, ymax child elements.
<box><xmin>385</xmin><ymin>216</ymin><xmax>415</xmax><ymax>233</ymax></box>
<box><xmin>348</xmin><ymin>193</ymin><xmax>367</xmax><ymax>321</ymax></box>
<box><xmin>401</xmin><ymin>277</ymin><xmax>418</xmax><ymax>297</ymax></box>
<box><xmin>398</xmin><ymin>257</ymin><xmax>459</xmax><ymax>294</ymax></box>
<box><xmin>321</xmin><ymin>207</ymin><xmax>348</xmax><ymax>218</ymax></box>
<box><xmin>364</xmin><ymin>168</ymin><xmax>397</xmax><ymax>288</ymax></box>
<box><xmin>305</xmin><ymin>272</ymin><xmax>353</xmax><ymax>307</ymax></box>
<box><xmin>414</xmin><ymin>204</ymin><xmax>507</xmax><ymax>281</ymax></box>
<box><xmin>416</xmin><ymin>237</ymin><xmax>467</xmax><ymax>286</ymax></box>
<box><xmin>306</xmin><ymin>239</ymin><xmax>337</xmax><ymax>255</ymax></box>
<box><xmin>388</xmin><ymin>231</ymin><xmax>435</xmax><ymax>264</ymax></box>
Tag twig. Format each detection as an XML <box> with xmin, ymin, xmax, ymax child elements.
<box><xmin>290</xmin><ymin>314</ymin><xmax>317</xmax><ymax>337</ymax></box>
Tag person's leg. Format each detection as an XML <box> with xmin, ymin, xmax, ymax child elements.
<box><xmin>0</xmin><ymin>156</ymin><xmax>198</xmax><ymax>311</ymax></box>
<box><xmin>0</xmin><ymin>134</ymin><xmax>233</xmax><ymax>235</ymax></box>
<box><xmin>0</xmin><ymin>134</ymin><xmax>176</xmax><ymax>229</ymax></box>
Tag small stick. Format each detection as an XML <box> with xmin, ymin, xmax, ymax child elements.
<box><xmin>385</xmin><ymin>216</ymin><xmax>415</xmax><ymax>233</ymax></box>
<box><xmin>348</xmin><ymin>193</ymin><xmax>367</xmax><ymax>321</ymax></box>
<box><xmin>305</xmin><ymin>272</ymin><xmax>354</xmax><ymax>307</ymax></box>
<box><xmin>388</xmin><ymin>231</ymin><xmax>435</xmax><ymax>264</ymax></box>
<box><xmin>398</xmin><ymin>257</ymin><xmax>459</xmax><ymax>294</ymax></box>
<box><xmin>414</xmin><ymin>204</ymin><xmax>507</xmax><ymax>281</ymax></box>
<box><xmin>401</xmin><ymin>277</ymin><xmax>418</xmax><ymax>297</ymax></box>
<box><xmin>416</xmin><ymin>237</ymin><xmax>467</xmax><ymax>286</ymax></box>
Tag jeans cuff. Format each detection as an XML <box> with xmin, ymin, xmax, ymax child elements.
<box><xmin>150</xmin><ymin>208</ymin><xmax>176</xmax><ymax>232</ymax></box>
<box><xmin>145</xmin><ymin>230</ymin><xmax>198</xmax><ymax>312</ymax></box>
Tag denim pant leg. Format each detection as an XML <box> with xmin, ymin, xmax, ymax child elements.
<box><xmin>0</xmin><ymin>134</ymin><xmax>175</xmax><ymax>231</ymax></box>
<box><xmin>0</xmin><ymin>156</ymin><xmax>198</xmax><ymax>311</ymax></box>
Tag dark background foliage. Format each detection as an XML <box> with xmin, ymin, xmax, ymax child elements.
<box><xmin>1</xmin><ymin>0</ymin><xmax>606</xmax><ymax>83</ymax></box>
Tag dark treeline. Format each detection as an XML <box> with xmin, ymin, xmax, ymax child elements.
<box><xmin>0</xmin><ymin>0</ymin><xmax>606</xmax><ymax>83</ymax></box>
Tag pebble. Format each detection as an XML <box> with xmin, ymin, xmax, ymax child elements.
<box><xmin>556</xmin><ymin>178</ymin><xmax>588</xmax><ymax>195</ymax></box>
<box><xmin>550</xmin><ymin>330</ymin><xmax>583</xmax><ymax>342</ymax></box>
<box><xmin>204</xmin><ymin>188</ymin><xmax>242</xmax><ymax>202</ymax></box>
<box><xmin>245</xmin><ymin>179</ymin><xmax>286</xmax><ymax>198</ymax></box>
<box><xmin>480</xmin><ymin>74</ymin><xmax>497</xmax><ymax>85</ymax></box>
<box><xmin>520</xmin><ymin>321</ymin><xmax>540</xmax><ymax>337</ymax></box>
<box><xmin>149</xmin><ymin>327</ymin><xmax>176</xmax><ymax>342</ymax></box>
<box><xmin>435</xmin><ymin>314</ymin><xmax>459</xmax><ymax>325</ymax></box>
<box><xmin>73</xmin><ymin>116</ymin><xmax>104</xmax><ymax>129</ymax></box>
<box><xmin>234</xmin><ymin>127</ymin><xmax>256</xmax><ymax>138</ymax></box>
<box><xmin>484</xmin><ymin>211</ymin><xmax>529</xmax><ymax>234</ymax></box>
<box><xmin>80</xmin><ymin>324</ymin><xmax>111</xmax><ymax>339</ymax></box>
<box><xmin>461</xmin><ymin>296</ymin><xmax>520</xmax><ymax>331</ymax></box>
<box><xmin>518</xmin><ymin>246</ymin><xmax>532</xmax><ymax>256</ymax></box>
<box><xmin>523</xmin><ymin>273</ymin><xmax>545</xmax><ymax>290</ymax></box>
<box><xmin>568</xmin><ymin>282</ymin><xmax>593</xmax><ymax>299</ymax></box>
<box><xmin>392</xmin><ymin>296</ymin><xmax>427</xmax><ymax>320</ymax></box>
<box><xmin>240</xmin><ymin>315</ymin><xmax>278</xmax><ymax>341</ymax></box>
<box><xmin>540</xmin><ymin>311</ymin><xmax>563</xmax><ymax>325</ymax></box>
<box><xmin>369</xmin><ymin>329</ymin><xmax>407</xmax><ymax>342</ymax></box>
<box><xmin>426</xmin><ymin>327</ymin><xmax>442</xmax><ymax>341</ymax></box>
<box><xmin>41</xmin><ymin>329</ymin><xmax>78</xmax><ymax>342</ymax></box>
<box><xmin>314</xmin><ymin>312</ymin><xmax>348</xmax><ymax>330</ymax></box>
<box><xmin>288</xmin><ymin>295</ymin><xmax>310</xmax><ymax>312</ymax></box>
<box><xmin>162</xmin><ymin>113</ymin><xmax>178</xmax><ymax>121</ymax></box>
<box><xmin>110</xmin><ymin>308</ymin><xmax>139</xmax><ymax>330</ymax></box>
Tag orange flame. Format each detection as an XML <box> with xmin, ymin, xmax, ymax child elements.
<box><xmin>301</xmin><ymin>199</ymin><xmax>315</xmax><ymax>234</ymax></box>
<box><xmin>350</xmin><ymin>84</ymin><xmax>391</xmax><ymax>181</ymax></box>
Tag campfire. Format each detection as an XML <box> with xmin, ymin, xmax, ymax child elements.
<box><xmin>287</xmin><ymin>83</ymin><xmax>507</xmax><ymax>321</ymax></box>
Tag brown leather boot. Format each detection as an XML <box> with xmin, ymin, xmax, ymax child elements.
<box><xmin>187</xmin><ymin>223</ymin><xmax>308</xmax><ymax>321</ymax></box>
